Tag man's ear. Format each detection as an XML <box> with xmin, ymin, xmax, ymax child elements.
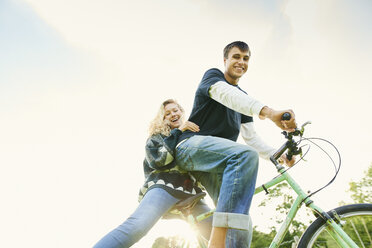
<box><xmin>223</xmin><ymin>57</ymin><xmax>226</xmax><ymax>66</ymax></box>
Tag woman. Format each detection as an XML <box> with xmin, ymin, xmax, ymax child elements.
<box><xmin>93</xmin><ymin>99</ymin><xmax>212</xmax><ymax>248</ymax></box>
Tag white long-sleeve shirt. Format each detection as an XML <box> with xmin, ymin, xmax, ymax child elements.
<box><xmin>209</xmin><ymin>81</ymin><xmax>276</xmax><ymax>160</ymax></box>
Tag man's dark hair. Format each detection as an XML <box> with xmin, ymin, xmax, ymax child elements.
<box><xmin>223</xmin><ymin>41</ymin><xmax>250</xmax><ymax>59</ymax></box>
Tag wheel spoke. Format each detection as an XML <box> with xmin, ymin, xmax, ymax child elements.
<box><xmin>361</xmin><ymin>218</ymin><xmax>372</xmax><ymax>245</ymax></box>
<box><xmin>350</xmin><ymin>219</ymin><xmax>366</xmax><ymax>248</ymax></box>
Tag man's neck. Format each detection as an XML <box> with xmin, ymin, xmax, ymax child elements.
<box><xmin>224</xmin><ymin>73</ymin><xmax>239</xmax><ymax>85</ymax></box>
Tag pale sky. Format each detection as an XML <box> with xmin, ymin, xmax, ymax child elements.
<box><xmin>1</xmin><ymin>0</ymin><xmax>371</xmax><ymax>247</ymax></box>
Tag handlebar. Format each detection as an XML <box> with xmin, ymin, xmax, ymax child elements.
<box><xmin>270</xmin><ymin>113</ymin><xmax>311</xmax><ymax>169</ymax></box>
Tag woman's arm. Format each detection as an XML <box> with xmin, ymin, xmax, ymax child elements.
<box><xmin>145</xmin><ymin>129</ymin><xmax>182</xmax><ymax>170</ymax></box>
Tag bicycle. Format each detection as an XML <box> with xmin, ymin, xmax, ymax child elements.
<box><xmin>170</xmin><ymin>118</ymin><xmax>372</xmax><ymax>248</ymax></box>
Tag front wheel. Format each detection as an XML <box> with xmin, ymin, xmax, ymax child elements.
<box><xmin>298</xmin><ymin>203</ymin><xmax>372</xmax><ymax>248</ymax></box>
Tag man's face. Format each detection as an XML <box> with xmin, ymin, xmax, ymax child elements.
<box><xmin>224</xmin><ymin>47</ymin><xmax>250</xmax><ymax>84</ymax></box>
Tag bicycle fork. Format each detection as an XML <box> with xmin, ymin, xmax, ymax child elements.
<box><xmin>262</xmin><ymin>169</ymin><xmax>360</xmax><ymax>248</ymax></box>
<box><xmin>310</xmin><ymin>204</ymin><xmax>360</xmax><ymax>248</ymax></box>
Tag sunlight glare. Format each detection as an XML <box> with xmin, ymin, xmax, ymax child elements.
<box><xmin>152</xmin><ymin>219</ymin><xmax>200</xmax><ymax>247</ymax></box>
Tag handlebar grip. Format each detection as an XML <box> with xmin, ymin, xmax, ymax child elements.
<box><xmin>281</xmin><ymin>112</ymin><xmax>291</xmax><ymax>121</ymax></box>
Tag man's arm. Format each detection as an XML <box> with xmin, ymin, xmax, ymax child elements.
<box><xmin>241</xmin><ymin>123</ymin><xmax>296</xmax><ymax>166</ymax></box>
<box><xmin>240</xmin><ymin>122</ymin><xmax>276</xmax><ymax>160</ymax></box>
<box><xmin>209</xmin><ymin>81</ymin><xmax>265</xmax><ymax>116</ymax></box>
<box><xmin>209</xmin><ymin>81</ymin><xmax>296</xmax><ymax>131</ymax></box>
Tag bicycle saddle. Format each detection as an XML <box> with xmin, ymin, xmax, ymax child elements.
<box><xmin>163</xmin><ymin>192</ymin><xmax>207</xmax><ymax>218</ymax></box>
<box><xmin>173</xmin><ymin>192</ymin><xmax>206</xmax><ymax>211</ymax></box>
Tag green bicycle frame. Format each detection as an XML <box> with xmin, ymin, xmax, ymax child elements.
<box><xmin>190</xmin><ymin>165</ymin><xmax>360</xmax><ymax>248</ymax></box>
<box><xmin>254</xmin><ymin>166</ymin><xmax>359</xmax><ymax>248</ymax></box>
<box><xmin>186</xmin><ymin>123</ymin><xmax>361</xmax><ymax>247</ymax></box>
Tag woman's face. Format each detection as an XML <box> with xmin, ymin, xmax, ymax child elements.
<box><xmin>163</xmin><ymin>103</ymin><xmax>183</xmax><ymax>129</ymax></box>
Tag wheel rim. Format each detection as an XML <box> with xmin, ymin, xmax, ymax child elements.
<box><xmin>307</xmin><ymin>211</ymin><xmax>372</xmax><ymax>248</ymax></box>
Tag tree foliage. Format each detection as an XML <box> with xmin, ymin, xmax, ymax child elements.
<box><xmin>348</xmin><ymin>163</ymin><xmax>372</xmax><ymax>203</ymax></box>
<box><xmin>251</xmin><ymin>226</ymin><xmax>276</xmax><ymax>248</ymax></box>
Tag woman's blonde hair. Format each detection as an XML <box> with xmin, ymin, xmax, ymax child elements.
<box><xmin>148</xmin><ymin>99</ymin><xmax>185</xmax><ymax>137</ymax></box>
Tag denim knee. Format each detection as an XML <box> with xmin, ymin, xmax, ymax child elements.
<box><xmin>244</xmin><ymin>147</ymin><xmax>259</xmax><ymax>159</ymax></box>
<box><xmin>233</xmin><ymin>148</ymin><xmax>259</xmax><ymax>173</ymax></box>
<box><xmin>241</xmin><ymin>148</ymin><xmax>259</xmax><ymax>169</ymax></box>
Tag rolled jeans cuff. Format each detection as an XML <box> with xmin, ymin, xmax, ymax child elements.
<box><xmin>212</xmin><ymin>212</ymin><xmax>250</xmax><ymax>231</ymax></box>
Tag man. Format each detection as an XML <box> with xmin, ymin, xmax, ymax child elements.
<box><xmin>175</xmin><ymin>41</ymin><xmax>296</xmax><ymax>248</ymax></box>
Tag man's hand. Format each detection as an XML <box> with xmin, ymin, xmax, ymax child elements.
<box><xmin>259</xmin><ymin>107</ymin><xmax>297</xmax><ymax>132</ymax></box>
<box><xmin>278</xmin><ymin>153</ymin><xmax>296</xmax><ymax>167</ymax></box>
<box><xmin>180</xmin><ymin>121</ymin><xmax>200</xmax><ymax>132</ymax></box>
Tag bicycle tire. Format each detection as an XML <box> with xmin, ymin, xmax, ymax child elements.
<box><xmin>297</xmin><ymin>203</ymin><xmax>372</xmax><ymax>248</ymax></box>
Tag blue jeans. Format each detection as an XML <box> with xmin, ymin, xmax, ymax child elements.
<box><xmin>176</xmin><ymin>135</ymin><xmax>258</xmax><ymax>248</ymax></box>
<box><xmin>93</xmin><ymin>188</ymin><xmax>213</xmax><ymax>248</ymax></box>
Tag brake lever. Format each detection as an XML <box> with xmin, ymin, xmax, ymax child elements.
<box><xmin>283</xmin><ymin>121</ymin><xmax>312</xmax><ymax>139</ymax></box>
<box><xmin>282</xmin><ymin>121</ymin><xmax>311</xmax><ymax>160</ymax></box>
<box><xmin>300</xmin><ymin>121</ymin><xmax>312</xmax><ymax>135</ymax></box>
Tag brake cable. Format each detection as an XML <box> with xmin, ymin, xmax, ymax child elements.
<box><xmin>300</xmin><ymin>137</ymin><xmax>342</xmax><ymax>201</ymax></box>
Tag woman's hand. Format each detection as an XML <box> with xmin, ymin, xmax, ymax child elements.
<box><xmin>278</xmin><ymin>153</ymin><xmax>296</xmax><ymax>167</ymax></box>
<box><xmin>179</xmin><ymin>121</ymin><xmax>200</xmax><ymax>132</ymax></box>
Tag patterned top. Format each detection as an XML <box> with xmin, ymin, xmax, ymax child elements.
<box><xmin>138</xmin><ymin>128</ymin><xmax>203</xmax><ymax>201</ymax></box>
